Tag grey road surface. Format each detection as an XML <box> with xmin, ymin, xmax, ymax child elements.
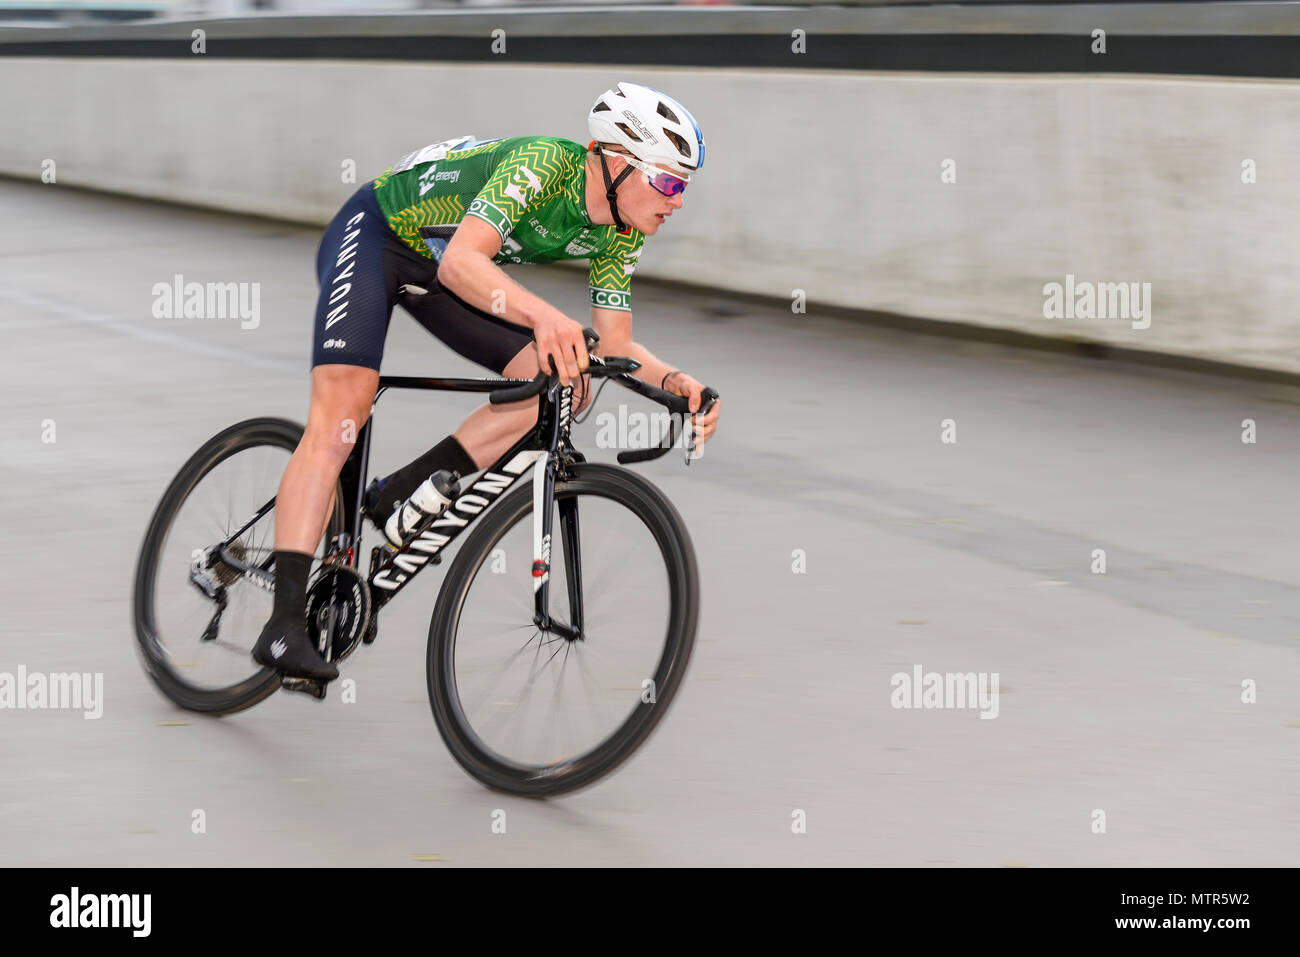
<box><xmin>2</xmin><ymin>179</ymin><xmax>1299</xmax><ymax>866</ymax></box>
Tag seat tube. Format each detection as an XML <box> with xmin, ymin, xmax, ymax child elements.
<box><xmin>341</xmin><ymin>405</ymin><xmax>377</xmax><ymax>562</ymax></box>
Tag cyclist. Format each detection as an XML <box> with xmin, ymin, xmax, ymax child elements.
<box><xmin>252</xmin><ymin>82</ymin><xmax>723</xmax><ymax>680</ymax></box>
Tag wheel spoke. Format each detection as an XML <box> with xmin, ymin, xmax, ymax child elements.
<box><xmin>134</xmin><ymin>424</ymin><xmax>344</xmax><ymax>712</ymax></box>
<box><xmin>435</xmin><ymin>473</ymin><xmax>692</xmax><ymax>792</ymax></box>
<box><xmin>457</xmin><ymin>628</ymin><xmax>542</xmax><ymax>719</ymax></box>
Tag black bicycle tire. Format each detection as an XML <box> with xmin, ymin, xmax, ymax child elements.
<box><xmin>426</xmin><ymin>461</ymin><xmax>700</xmax><ymax>797</ymax></box>
<box><xmin>131</xmin><ymin>417</ymin><xmax>344</xmax><ymax>715</ymax></box>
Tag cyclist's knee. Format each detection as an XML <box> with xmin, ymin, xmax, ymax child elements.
<box><xmin>501</xmin><ymin>341</ymin><xmax>592</xmax><ymax>413</ymax></box>
<box><xmin>501</xmin><ymin>343</ymin><xmax>539</xmax><ymax>378</ymax></box>
<box><xmin>311</xmin><ymin>362</ymin><xmax>379</xmax><ymax>398</ymax></box>
<box><xmin>302</xmin><ymin>364</ymin><xmax>377</xmax><ymax>461</ymax></box>
<box><xmin>574</xmin><ymin>374</ymin><xmax>595</xmax><ymax>415</ymax></box>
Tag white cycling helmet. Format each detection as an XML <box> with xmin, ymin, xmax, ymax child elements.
<box><xmin>587</xmin><ymin>82</ymin><xmax>705</xmax><ymax>177</ymax></box>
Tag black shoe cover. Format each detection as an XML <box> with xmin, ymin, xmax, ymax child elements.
<box><xmin>252</xmin><ymin>616</ymin><xmax>339</xmax><ymax>681</ymax></box>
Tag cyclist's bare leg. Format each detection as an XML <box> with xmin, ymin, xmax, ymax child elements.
<box><xmin>254</xmin><ymin>363</ymin><xmax>377</xmax><ymax>680</ymax></box>
<box><xmin>453</xmin><ymin>343</ymin><xmax>593</xmax><ymax>469</ymax></box>
<box><xmin>277</xmin><ymin>364</ymin><xmax>379</xmax><ymax>552</ymax></box>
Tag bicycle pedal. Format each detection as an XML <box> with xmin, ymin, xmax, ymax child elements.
<box><xmin>280</xmin><ymin>676</ymin><xmax>328</xmax><ymax>700</ymax></box>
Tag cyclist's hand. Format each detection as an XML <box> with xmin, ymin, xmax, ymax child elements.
<box><xmin>532</xmin><ymin>312</ymin><xmax>589</xmax><ymax>387</ymax></box>
<box><xmin>667</xmin><ymin>372</ymin><xmax>720</xmax><ymax>449</ymax></box>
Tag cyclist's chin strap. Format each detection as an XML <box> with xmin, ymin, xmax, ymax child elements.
<box><xmin>594</xmin><ymin>144</ymin><xmax>636</xmax><ymax>233</ymax></box>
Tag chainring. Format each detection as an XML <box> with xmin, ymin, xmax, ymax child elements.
<box><xmin>304</xmin><ymin>564</ymin><xmax>372</xmax><ymax>664</ymax></box>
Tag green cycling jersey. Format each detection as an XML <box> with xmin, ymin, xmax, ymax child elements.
<box><xmin>372</xmin><ymin>135</ymin><xmax>645</xmax><ymax>312</ymax></box>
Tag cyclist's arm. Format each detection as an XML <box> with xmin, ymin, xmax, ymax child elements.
<box><xmin>591</xmin><ymin>307</ymin><xmax>720</xmax><ymax>440</ymax></box>
<box><xmin>591</xmin><ymin>308</ymin><xmax>676</xmax><ymax>387</ymax></box>
<box><xmin>437</xmin><ymin>141</ymin><xmax>588</xmax><ymax>383</ymax></box>
<box><xmin>438</xmin><ymin>217</ymin><xmax>562</xmax><ymax>332</ymax></box>
<box><xmin>587</xmin><ymin>232</ymin><xmax>683</xmax><ymax>383</ymax></box>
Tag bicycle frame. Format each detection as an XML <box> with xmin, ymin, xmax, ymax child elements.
<box><xmin>211</xmin><ymin>352</ymin><xmax>713</xmax><ymax>647</ymax></box>
<box><xmin>332</xmin><ymin>371</ymin><xmax>582</xmax><ymax>634</ymax></box>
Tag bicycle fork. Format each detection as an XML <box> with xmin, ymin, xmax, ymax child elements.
<box><xmin>531</xmin><ymin>449</ymin><xmax>585</xmax><ymax>642</ymax></box>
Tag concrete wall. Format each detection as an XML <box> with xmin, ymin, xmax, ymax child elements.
<box><xmin>3</xmin><ymin>56</ymin><xmax>1299</xmax><ymax>372</ymax></box>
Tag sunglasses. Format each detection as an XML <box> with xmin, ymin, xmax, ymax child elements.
<box><xmin>617</xmin><ymin>153</ymin><xmax>690</xmax><ymax>197</ymax></box>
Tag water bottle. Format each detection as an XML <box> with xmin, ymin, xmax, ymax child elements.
<box><xmin>385</xmin><ymin>470</ymin><xmax>460</xmax><ymax>546</ymax></box>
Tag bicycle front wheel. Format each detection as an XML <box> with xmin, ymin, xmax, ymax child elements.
<box><xmin>427</xmin><ymin>462</ymin><xmax>700</xmax><ymax>797</ymax></box>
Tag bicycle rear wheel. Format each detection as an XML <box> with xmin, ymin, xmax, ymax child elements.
<box><xmin>132</xmin><ymin>417</ymin><xmax>344</xmax><ymax>714</ymax></box>
<box><xmin>427</xmin><ymin>462</ymin><xmax>700</xmax><ymax>797</ymax></box>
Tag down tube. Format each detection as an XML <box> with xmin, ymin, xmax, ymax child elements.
<box><xmin>368</xmin><ymin>448</ymin><xmax>545</xmax><ymax>608</ymax></box>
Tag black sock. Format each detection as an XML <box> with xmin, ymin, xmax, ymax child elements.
<box><xmin>374</xmin><ymin>435</ymin><xmax>477</xmax><ymax>517</ymax></box>
<box><xmin>271</xmin><ymin>550</ymin><xmax>314</xmax><ymax>624</ymax></box>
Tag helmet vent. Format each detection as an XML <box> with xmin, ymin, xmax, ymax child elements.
<box><xmin>615</xmin><ymin>122</ymin><xmax>643</xmax><ymax>142</ymax></box>
<box><xmin>657</xmin><ymin>102</ymin><xmax>680</xmax><ymax>124</ymax></box>
<box><xmin>592</xmin><ymin>101</ymin><xmax>612</xmax><ymax>113</ymax></box>
<box><xmin>663</xmin><ymin>129</ymin><xmax>689</xmax><ymax>157</ymax></box>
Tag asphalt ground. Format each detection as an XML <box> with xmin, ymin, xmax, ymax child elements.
<box><xmin>2</xmin><ymin>179</ymin><xmax>1298</xmax><ymax>865</ymax></box>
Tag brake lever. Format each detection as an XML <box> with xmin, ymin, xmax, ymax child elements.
<box><xmin>684</xmin><ymin>388</ymin><xmax>720</xmax><ymax>466</ymax></box>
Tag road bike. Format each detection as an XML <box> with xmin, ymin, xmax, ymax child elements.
<box><xmin>132</xmin><ymin>330</ymin><xmax>718</xmax><ymax>796</ymax></box>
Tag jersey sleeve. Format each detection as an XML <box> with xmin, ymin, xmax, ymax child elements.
<box><xmin>464</xmin><ymin>140</ymin><xmax>573</xmax><ymax>245</ymax></box>
<box><xmin>587</xmin><ymin>229</ymin><xmax>644</xmax><ymax>312</ymax></box>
